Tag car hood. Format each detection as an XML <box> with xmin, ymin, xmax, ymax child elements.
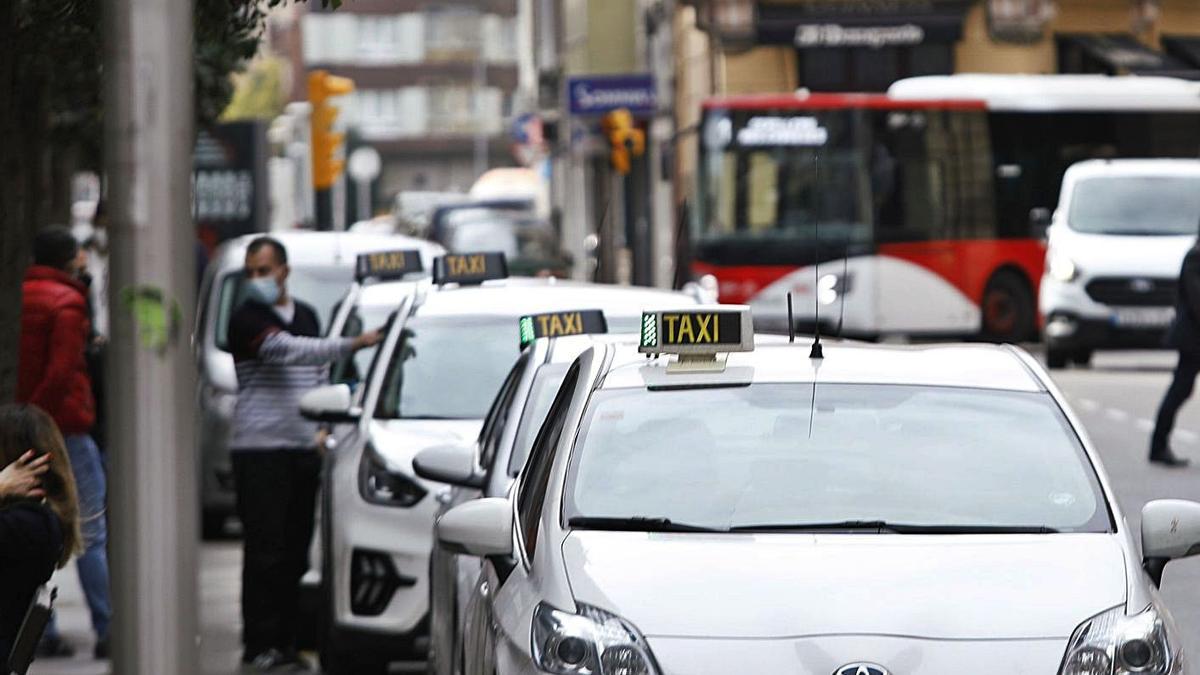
<box><xmin>1049</xmin><ymin>226</ymin><xmax>1193</xmax><ymax>278</ymax></box>
<box><xmin>562</xmin><ymin>531</ymin><xmax>1126</xmax><ymax>640</ymax></box>
<box><xmin>367</xmin><ymin>418</ymin><xmax>481</xmax><ymax>471</ymax></box>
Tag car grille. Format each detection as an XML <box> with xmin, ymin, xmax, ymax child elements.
<box><xmin>1085</xmin><ymin>277</ymin><xmax>1176</xmax><ymax>307</ymax></box>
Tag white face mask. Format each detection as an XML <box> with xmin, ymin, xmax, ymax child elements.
<box><xmin>246</xmin><ymin>276</ymin><xmax>281</xmax><ymax>305</ymax></box>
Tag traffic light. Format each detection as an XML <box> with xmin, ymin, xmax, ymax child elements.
<box><xmin>308</xmin><ymin>70</ymin><xmax>355</xmax><ymax>190</ymax></box>
<box><xmin>601</xmin><ymin>108</ymin><xmax>646</xmax><ymax>175</ymax></box>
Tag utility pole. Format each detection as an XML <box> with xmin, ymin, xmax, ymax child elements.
<box><xmin>103</xmin><ymin>0</ymin><xmax>198</xmax><ymax>673</ymax></box>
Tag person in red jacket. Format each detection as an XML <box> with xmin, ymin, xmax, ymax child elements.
<box><xmin>17</xmin><ymin>226</ymin><xmax>112</xmax><ymax>660</ymax></box>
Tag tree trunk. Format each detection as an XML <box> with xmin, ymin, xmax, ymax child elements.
<box><xmin>0</xmin><ymin>3</ymin><xmax>49</xmax><ymax>403</ymax></box>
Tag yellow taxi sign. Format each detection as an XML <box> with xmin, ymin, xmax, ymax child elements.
<box><xmin>432</xmin><ymin>252</ymin><xmax>508</xmax><ymax>286</ymax></box>
<box><xmin>639</xmin><ymin>306</ymin><xmax>754</xmax><ymax>355</ymax></box>
<box><xmin>519</xmin><ymin>310</ymin><xmax>607</xmax><ymax>347</ymax></box>
<box><xmin>355</xmin><ymin>249</ymin><xmax>424</xmax><ymax>282</ymax></box>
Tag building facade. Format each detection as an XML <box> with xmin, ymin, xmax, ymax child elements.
<box><xmin>301</xmin><ymin>0</ymin><xmax>522</xmax><ymax>199</ymax></box>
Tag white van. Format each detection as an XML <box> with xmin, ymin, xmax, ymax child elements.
<box><xmin>194</xmin><ymin>231</ymin><xmax>443</xmax><ymax>537</ymax></box>
<box><xmin>1041</xmin><ymin>159</ymin><xmax>1200</xmax><ymax>368</ymax></box>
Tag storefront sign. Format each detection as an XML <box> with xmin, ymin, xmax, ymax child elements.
<box><xmin>193</xmin><ymin>121</ymin><xmax>268</xmax><ymax>246</ymax></box>
<box><xmin>567</xmin><ymin>75</ymin><xmax>657</xmax><ymax>115</ymax></box>
<box><xmin>756</xmin><ymin>0</ymin><xmax>971</xmax><ymax>47</ymax></box>
<box><xmin>795</xmin><ymin>23</ymin><xmax>925</xmax><ymax>48</ymax></box>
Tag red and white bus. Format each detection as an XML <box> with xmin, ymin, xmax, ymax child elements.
<box><xmin>689</xmin><ymin>75</ymin><xmax>1200</xmax><ymax>341</ymax></box>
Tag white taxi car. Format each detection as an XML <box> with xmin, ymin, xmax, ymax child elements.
<box><xmin>437</xmin><ymin>306</ymin><xmax>1198</xmax><ymax>675</ymax></box>
<box><xmin>299</xmin><ymin>253</ymin><xmax>705</xmax><ymax>674</ymax></box>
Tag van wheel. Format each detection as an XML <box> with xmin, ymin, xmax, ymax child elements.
<box><xmin>981</xmin><ymin>270</ymin><xmax>1035</xmax><ymax>343</ymax></box>
<box><xmin>1071</xmin><ymin>349</ymin><xmax>1093</xmax><ymax>367</ymax></box>
<box><xmin>201</xmin><ymin>509</ymin><xmax>226</xmax><ymax>540</ymax></box>
<box><xmin>1046</xmin><ymin>348</ymin><xmax>1068</xmax><ymax>369</ymax></box>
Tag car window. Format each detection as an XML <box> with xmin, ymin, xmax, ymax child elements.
<box><xmin>330</xmin><ymin>303</ymin><xmax>395</xmax><ymax>388</ymax></box>
<box><xmin>1069</xmin><ymin>175</ymin><xmax>1200</xmax><ymax>235</ymax></box>
<box><xmin>517</xmin><ymin>362</ymin><xmax>581</xmax><ymax>560</ymax></box>
<box><xmin>564</xmin><ymin>384</ymin><xmax>1111</xmax><ymax>533</ymax></box>
<box><xmin>478</xmin><ymin>353</ymin><xmax>530</xmax><ymax>471</ymax></box>
<box><xmin>374</xmin><ymin>315</ymin><xmax>519</xmax><ymax>420</ymax></box>
<box><xmin>507</xmin><ymin>363</ymin><xmax>570</xmax><ymax>477</ymax></box>
<box><xmin>214</xmin><ymin>264</ymin><xmax>353</xmax><ymax>351</ymax></box>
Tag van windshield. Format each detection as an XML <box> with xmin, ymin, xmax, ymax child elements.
<box><xmin>1069</xmin><ymin>175</ymin><xmax>1200</xmax><ymax>236</ymax></box>
<box><xmin>214</xmin><ymin>265</ymin><xmax>353</xmax><ymax>351</ymax></box>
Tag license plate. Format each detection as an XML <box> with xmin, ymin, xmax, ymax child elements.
<box><xmin>1111</xmin><ymin>307</ymin><xmax>1174</xmax><ymax>328</ymax></box>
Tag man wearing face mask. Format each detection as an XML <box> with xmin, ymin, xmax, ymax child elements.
<box><xmin>226</xmin><ymin>236</ymin><xmax>381</xmax><ymax>671</ymax></box>
<box><xmin>18</xmin><ymin>225</ymin><xmax>113</xmax><ymax>659</ymax></box>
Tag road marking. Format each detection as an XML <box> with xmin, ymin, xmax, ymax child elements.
<box><xmin>1078</xmin><ymin>398</ymin><xmax>1100</xmax><ymax>413</ymax></box>
<box><xmin>1136</xmin><ymin>418</ymin><xmax>1154</xmax><ymax>432</ymax></box>
<box><xmin>1105</xmin><ymin>408</ymin><xmax>1129</xmax><ymax>422</ymax></box>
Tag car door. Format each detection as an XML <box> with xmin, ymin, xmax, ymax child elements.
<box><xmin>431</xmin><ymin>351</ymin><xmax>530</xmax><ymax>675</ymax></box>
<box><xmin>464</xmin><ymin>360</ymin><xmax>584</xmax><ymax>675</ymax></box>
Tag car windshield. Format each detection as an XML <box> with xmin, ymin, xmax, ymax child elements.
<box><xmin>375</xmin><ymin>315</ymin><xmax>519</xmax><ymax>420</ymax></box>
<box><xmin>507</xmin><ymin>364</ymin><xmax>570</xmax><ymax>476</ymax></box>
<box><xmin>564</xmin><ymin>384</ymin><xmax>1110</xmax><ymax>533</ymax></box>
<box><xmin>442</xmin><ymin>209</ymin><xmax>562</xmax><ymax>266</ymax></box>
<box><xmin>1069</xmin><ymin>175</ymin><xmax>1200</xmax><ymax>235</ymax></box>
<box><xmin>330</xmin><ymin>303</ymin><xmax>395</xmax><ymax>389</ymax></box>
<box><xmin>215</xmin><ymin>265</ymin><xmax>353</xmax><ymax>351</ymax></box>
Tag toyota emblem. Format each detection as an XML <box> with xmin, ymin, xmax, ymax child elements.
<box><xmin>1129</xmin><ymin>278</ymin><xmax>1155</xmax><ymax>293</ymax></box>
<box><xmin>835</xmin><ymin>664</ymin><xmax>891</xmax><ymax>675</ymax></box>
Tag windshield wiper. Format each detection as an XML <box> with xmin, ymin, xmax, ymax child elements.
<box><xmin>567</xmin><ymin>516</ymin><xmax>721</xmax><ymax>533</ymax></box>
<box><xmin>728</xmin><ymin>521</ymin><xmax>1060</xmax><ymax>534</ymax></box>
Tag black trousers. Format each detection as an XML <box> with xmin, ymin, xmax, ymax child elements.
<box><xmin>231</xmin><ymin>450</ymin><xmax>320</xmax><ymax>655</ymax></box>
<box><xmin>1151</xmin><ymin>352</ymin><xmax>1200</xmax><ymax>455</ymax></box>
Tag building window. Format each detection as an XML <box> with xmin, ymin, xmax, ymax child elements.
<box><xmin>986</xmin><ymin>0</ymin><xmax>1055</xmax><ymax>44</ymax></box>
<box><xmin>425</xmin><ymin>8</ymin><xmax>481</xmax><ymax>62</ymax></box>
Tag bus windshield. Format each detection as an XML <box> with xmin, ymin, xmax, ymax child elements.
<box><xmin>1069</xmin><ymin>175</ymin><xmax>1200</xmax><ymax>236</ymax></box>
<box><xmin>696</xmin><ymin>105</ymin><xmax>996</xmax><ymax>267</ymax></box>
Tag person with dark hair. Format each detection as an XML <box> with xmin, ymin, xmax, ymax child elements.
<box><xmin>0</xmin><ymin>404</ymin><xmax>83</xmax><ymax>663</ymax></box>
<box><xmin>228</xmin><ymin>236</ymin><xmax>381</xmax><ymax>670</ymax></box>
<box><xmin>17</xmin><ymin>226</ymin><xmax>112</xmax><ymax>659</ymax></box>
<box><xmin>1150</xmin><ymin>240</ymin><xmax>1200</xmax><ymax>467</ymax></box>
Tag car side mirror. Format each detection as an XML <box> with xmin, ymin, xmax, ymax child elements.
<box><xmin>1029</xmin><ymin>207</ymin><xmax>1052</xmax><ymax>239</ymax></box>
<box><xmin>436</xmin><ymin>498</ymin><xmax>513</xmax><ymax>557</ymax></box>
<box><xmin>299</xmin><ymin>384</ymin><xmax>361</xmax><ymax>424</ymax></box>
<box><xmin>1141</xmin><ymin>499</ymin><xmax>1200</xmax><ymax>586</ymax></box>
<box><xmin>413</xmin><ymin>443</ymin><xmax>484</xmax><ymax>489</ymax></box>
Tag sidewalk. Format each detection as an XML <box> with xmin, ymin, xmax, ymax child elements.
<box><xmin>30</xmin><ymin>543</ymin><xmax>243</xmax><ymax>675</ymax></box>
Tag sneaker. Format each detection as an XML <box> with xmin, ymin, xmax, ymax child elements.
<box><xmin>250</xmin><ymin>648</ymin><xmax>298</xmax><ymax>672</ymax></box>
<box><xmin>93</xmin><ymin>636</ymin><xmax>110</xmax><ymax>659</ymax></box>
<box><xmin>35</xmin><ymin>635</ymin><xmax>76</xmax><ymax>658</ymax></box>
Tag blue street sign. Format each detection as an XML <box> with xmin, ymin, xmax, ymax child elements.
<box><xmin>567</xmin><ymin>74</ymin><xmax>657</xmax><ymax>115</ymax></box>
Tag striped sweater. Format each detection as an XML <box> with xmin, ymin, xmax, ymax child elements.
<box><xmin>227</xmin><ymin>299</ymin><xmax>355</xmax><ymax>451</ymax></box>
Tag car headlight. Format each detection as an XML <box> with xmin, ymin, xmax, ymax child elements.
<box><xmin>818</xmin><ymin>272</ymin><xmax>853</xmax><ymax>306</ymax></box>
<box><xmin>532</xmin><ymin>602</ymin><xmax>660</xmax><ymax>675</ymax></box>
<box><xmin>1048</xmin><ymin>250</ymin><xmax>1079</xmax><ymax>282</ymax></box>
<box><xmin>357</xmin><ymin>443</ymin><xmax>427</xmax><ymax>507</ymax></box>
<box><xmin>1059</xmin><ymin>605</ymin><xmax>1182</xmax><ymax>675</ymax></box>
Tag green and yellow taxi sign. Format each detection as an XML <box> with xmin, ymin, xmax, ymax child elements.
<box><xmin>432</xmin><ymin>252</ymin><xmax>508</xmax><ymax>286</ymax></box>
<box><xmin>639</xmin><ymin>306</ymin><xmax>754</xmax><ymax>355</ymax></box>
<box><xmin>519</xmin><ymin>310</ymin><xmax>607</xmax><ymax>347</ymax></box>
<box><xmin>355</xmin><ymin>249</ymin><xmax>424</xmax><ymax>282</ymax></box>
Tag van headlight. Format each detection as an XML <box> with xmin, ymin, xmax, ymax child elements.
<box><xmin>532</xmin><ymin>602</ymin><xmax>660</xmax><ymax>675</ymax></box>
<box><xmin>1059</xmin><ymin>606</ymin><xmax>1181</xmax><ymax>675</ymax></box>
<box><xmin>358</xmin><ymin>443</ymin><xmax>427</xmax><ymax>507</ymax></box>
<box><xmin>1048</xmin><ymin>250</ymin><xmax>1079</xmax><ymax>282</ymax></box>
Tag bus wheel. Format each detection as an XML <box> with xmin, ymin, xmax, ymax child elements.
<box><xmin>981</xmin><ymin>271</ymin><xmax>1034</xmax><ymax>343</ymax></box>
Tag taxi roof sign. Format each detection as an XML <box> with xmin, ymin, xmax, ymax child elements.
<box><xmin>519</xmin><ymin>310</ymin><xmax>607</xmax><ymax>347</ymax></box>
<box><xmin>355</xmin><ymin>249</ymin><xmax>424</xmax><ymax>282</ymax></box>
<box><xmin>639</xmin><ymin>306</ymin><xmax>754</xmax><ymax>356</ymax></box>
<box><xmin>432</xmin><ymin>252</ymin><xmax>508</xmax><ymax>286</ymax></box>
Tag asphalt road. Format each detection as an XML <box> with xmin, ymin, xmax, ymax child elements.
<box><xmin>29</xmin><ymin>347</ymin><xmax>1200</xmax><ymax>674</ymax></box>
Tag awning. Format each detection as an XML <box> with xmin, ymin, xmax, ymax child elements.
<box><xmin>756</xmin><ymin>0</ymin><xmax>973</xmax><ymax>48</ymax></box>
<box><xmin>1057</xmin><ymin>33</ymin><xmax>1200</xmax><ymax>78</ymax></box>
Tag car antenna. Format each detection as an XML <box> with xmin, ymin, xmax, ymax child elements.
<box><xmin>809</xmin><ymin>151</ymin><xmax>823</xmax><ymax>360</ymax></box>
<box><xmin>787</xmin><ymin>292</ymin><xmax>795</xmax><ymax>343</ymax></box>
